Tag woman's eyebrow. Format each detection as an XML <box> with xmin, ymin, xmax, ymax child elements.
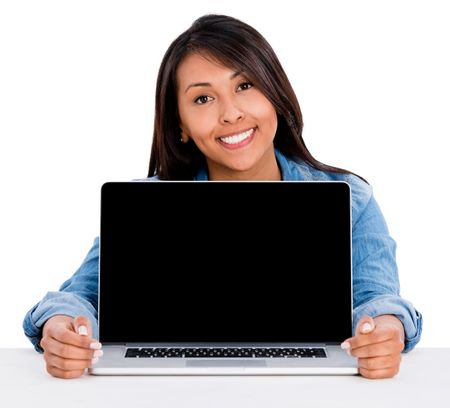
<box><xmin>184</xmin><ymin>70</ymin><xmax>244</xmax><ymax>94</ymax></box>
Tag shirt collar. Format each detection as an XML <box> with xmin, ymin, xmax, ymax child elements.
<box><xmin>194</xmin><ymin>148</ymin><xmax>306</xmax><ymax>181</ymax></box>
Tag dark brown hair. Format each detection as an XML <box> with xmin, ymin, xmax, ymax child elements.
<box><xmin>148</xmin><ymin>14</ymin><xmax>364</xmax><ymax>182</ymax></box>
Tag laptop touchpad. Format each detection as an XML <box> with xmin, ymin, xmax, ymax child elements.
<box><xmin>186</xmin><ymin>360</ymin><xmax>266</xmax><ymax>367</ymax></box>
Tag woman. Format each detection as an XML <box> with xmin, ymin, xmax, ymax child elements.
<box><xmin>23</xmin><ymin>14</ymin><xmax>422</xmax><ymax>379</ymax></box>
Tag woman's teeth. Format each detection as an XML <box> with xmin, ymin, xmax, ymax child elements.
<box><xmin>220</xmin><ymin>128</ymin><xmax>254</xmax><ymax>145</ymax></box>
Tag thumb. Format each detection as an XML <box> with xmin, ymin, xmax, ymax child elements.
<box><xmin>72</xmin><ymin>315</ymin><xmax>93</xmax><ymax>337</ymax></box>
<box><xmin>357</xmin><ymin>315</ymin><xmax>375</xmax><ymax>334</ymax></box>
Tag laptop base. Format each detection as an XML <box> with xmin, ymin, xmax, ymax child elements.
<box><xmin>89</xmin><ymin>345</ymin><xmax>359</xmax><ymax>376</ymax></box>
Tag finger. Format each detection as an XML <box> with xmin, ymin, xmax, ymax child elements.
<box><xmin>350</xmin><ymin>328</ymin><xmax>404</xmax><ymax>356</ymax></box>
<box><xmin>351</xmin><ymin>340</ymin><xmax>403</xmax><ymax>358</ymax></box>
<box><xmin>44</xmin><ymin>351</ymin><xmax>93</xmax><ymax>371</ymax></box>
<box><xmin>359</xmin><ymin>365</ymin><xmax>400</xmax><ymax>379</ymax></box>
<box><xmin>45</xmin><ymin>363</ymin><xmax>87</xmax><ymax>379</ymax></box>
<box><xmin>73</xmin><ymin>316</ymin><xmax>93</xmax><ymax>338</ymax></box>
<box><xmin>358</xmin><ymin>354</ymin><xmax>402</xmax><ymax>371</ymax></box>
<box><xmin>46</xmin><ymin>320</ymin><xmax>100</xmax><ymax>350</ymax></box>
<box><xmin>343</xmin><ymin>321</ymin><xmax>399</xmax><ymax>351</ymax></box>
<box><xmin>356</xmin><ymin>315</ymin><xmax>375</xmax><ymax>335</ymax></box>
<box><xmin>48</xmin><ymin>326</ymin><xmax>95</xmax><ymax>349</ymax></box>
<box><xmin>41</xmin><ymin>336</ymin><xmax>102</xmax><ymax>360</ymax></box>
<box><xmin>344</xmin><ymin>331</ymin><xmax>394</xmax><ymax>352</ymax></box>
<box><xmin>341</xmin><ymin>316</ymin><xmax>375</xmax><ymax>351</ymax></box>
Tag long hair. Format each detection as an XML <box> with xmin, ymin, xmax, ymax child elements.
<box><xmin>148</xmin><ymin>14</ymin><xmax>364</xmax><ymax>181</ymax></box>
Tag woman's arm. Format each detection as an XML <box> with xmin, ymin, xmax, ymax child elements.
<box><xmin>23</xmin><ymin>237</ymin><xmax>100</xmax><ymax>352</ymax></box>
<box><xmin>351</xmin><ymin>193</ymin><xmax>422</xmax><ymax>353</ymax></box>
<box><xmin>347</xmin><ymin>181</ymin><xmax>423</xmax><ymax>378</ymax></box>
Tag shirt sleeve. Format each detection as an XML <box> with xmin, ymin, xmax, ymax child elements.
<box><xmin>351</xmin><ymin>188</ymin><xmax>423</xmax><ymax>352</ymax></box>
<box><xmin>22</xmin><ymin>237</ymin><xmax>100</xmax><ymax>353</ymax></box>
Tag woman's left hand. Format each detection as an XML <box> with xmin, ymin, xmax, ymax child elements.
<box><xmin>341</xmin><ymin>314</ymin><xmax>405</xmax><ymax>379</ymax></box>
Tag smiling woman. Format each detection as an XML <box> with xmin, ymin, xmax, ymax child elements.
<box><xmin>148</xmin><ymin>14</ymin><xmax>361</xmax><ymax>181</ymax></box>
<box><xmin>177</xmin><ymin>53</ymin><xmax>279</xmax><ymax>179</ymax></box>
<box><xmin>23</xmin><ymin>14</ymin><xmax>423</xmax><ymax>380</ymax></box>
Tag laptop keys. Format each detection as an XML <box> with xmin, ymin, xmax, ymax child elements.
<box><xmin>125</xmin><ymin>347</ymin><xmax>327</xmax><ymax>358</ymax></box>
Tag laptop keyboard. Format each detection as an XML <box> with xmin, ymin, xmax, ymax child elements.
<box><xmin>125</xmin><ymin>347</ymin><xmax>327</xmax><ymax>358</ymax></box>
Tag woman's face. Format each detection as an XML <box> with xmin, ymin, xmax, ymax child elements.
<box><xmin>177</xmin><ymin>53</ymin><xmax>279</xmax><ymax>180</ymax></box>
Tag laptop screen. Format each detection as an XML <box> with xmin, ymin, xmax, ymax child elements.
<box><xmin>99</xmin><ymin>181</ymin><xmax>352</xmax><ymax>344</ymax></box>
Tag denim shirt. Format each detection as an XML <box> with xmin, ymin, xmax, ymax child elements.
<box><xmin>23</xmin><ymin>149</ymin><xmax>423</xmax><ymax>353</ymax></box>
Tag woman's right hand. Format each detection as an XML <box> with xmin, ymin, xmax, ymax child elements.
<box><xmin>40</xmin><ymin>315</ymin><xmax>102</xmax><ymax>379</ymax></box>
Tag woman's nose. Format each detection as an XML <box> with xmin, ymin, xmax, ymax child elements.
<box><xmin>219</xmin><ymin>99</ymin><xmax>245</xmax><ymax>124</ymax></box>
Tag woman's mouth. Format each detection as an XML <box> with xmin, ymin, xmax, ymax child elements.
<box><xmin>218</xmin><ymin>127</ymin><xmax>256</xmax><ymax>149</ymax></box>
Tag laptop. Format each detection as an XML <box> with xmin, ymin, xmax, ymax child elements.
<box><xmin>89</xmin><ymin>180</ymin><xmax>358</xmax><ymax>375</ymax></box>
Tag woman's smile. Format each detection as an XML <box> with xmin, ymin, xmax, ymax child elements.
<box><xmin>218</xmin><ymin>127</ymin><xmax>256</xmax><ymax>149</ymax></box>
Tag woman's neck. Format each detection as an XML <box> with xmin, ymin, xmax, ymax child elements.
<box><xmin>207</xmin><ymin>149</ymin><xmax>282</xmax><ymax>181</ymax></box>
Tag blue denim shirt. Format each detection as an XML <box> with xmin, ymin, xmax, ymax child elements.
<box><xmin>23</xmin><ymin>149</ymin><xmax>423</xmax><ymax>353</ymax></box>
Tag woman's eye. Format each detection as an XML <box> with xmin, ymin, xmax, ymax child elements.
<box><xmin>237</xmin><ymin>82</ymin><xmax>253</xmax><ymax>91</ymax></box>
<box><xmin>194</xmin><ymin>95</ymin><xmax>212</xmax><ymax>105</ymax></box>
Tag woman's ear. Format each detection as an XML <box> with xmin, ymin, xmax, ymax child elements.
<box><xmin>179</xmin><ymin>126</ymin><xmax>189</xmax><ymax>143</ymax></box>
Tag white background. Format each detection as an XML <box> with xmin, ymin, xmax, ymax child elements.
<box><xmin>0</xmin><ymin>0</ymin><xmax>449</xmax><ymax>348</ymax></box>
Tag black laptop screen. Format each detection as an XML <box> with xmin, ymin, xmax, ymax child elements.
<box><xmin>99</xmin><ymin>181</ymin><xmax>352</xmax><ymax>344</ymax></box>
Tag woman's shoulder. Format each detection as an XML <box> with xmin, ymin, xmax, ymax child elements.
<box><xmin>131</xmin><ymin>175</ymin><xmax>161</xmax><ymax>181</ymax></box>
<box><xmin>279</xmin><ymin>152</ymin><xmax>373</xmax><ymax>218</ymax></box>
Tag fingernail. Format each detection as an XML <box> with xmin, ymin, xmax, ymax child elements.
<box><xmin>78</xmin><ymin>326</ymin><xmax>88</xmax><ymax>336</ymax></box>
<box><xmin>90</xmin><ymin>342</ymin><xmax>102</xmax><ymax>350</ymax></box>
<box><xmin>91</xmin><ymin>357</ymin><xmax>99</xmax><ymax>365</ymax></box>
<box><xmin>93</xmin><ymin>350</ymin><xmax>103</xmax><ymax>358</ymax></box>
<box><xmin>361</xmin><ymin>322</ymin><xmax>373</xmax><ymax>333</ymax></box>
<box><xmin>341</xmin><ymin>341</ymin><xmax>351</xmax><ymax>350</ymax></box>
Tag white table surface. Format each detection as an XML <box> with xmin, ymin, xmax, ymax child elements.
<box><xmin>1</xmin><ymin>347</ymin><xmax>449</xmax><ymax>407</ymax></box>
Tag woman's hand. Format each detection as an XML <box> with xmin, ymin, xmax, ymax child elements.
<box><xmin>40</xmin><ymin>315</ymin><xmax>102</xmax><ymax>379</ymax></box>
<box><xmin>341</xmin><ymin>314</ymin><xmax>405</xmax><ymax>379</ymax></box>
